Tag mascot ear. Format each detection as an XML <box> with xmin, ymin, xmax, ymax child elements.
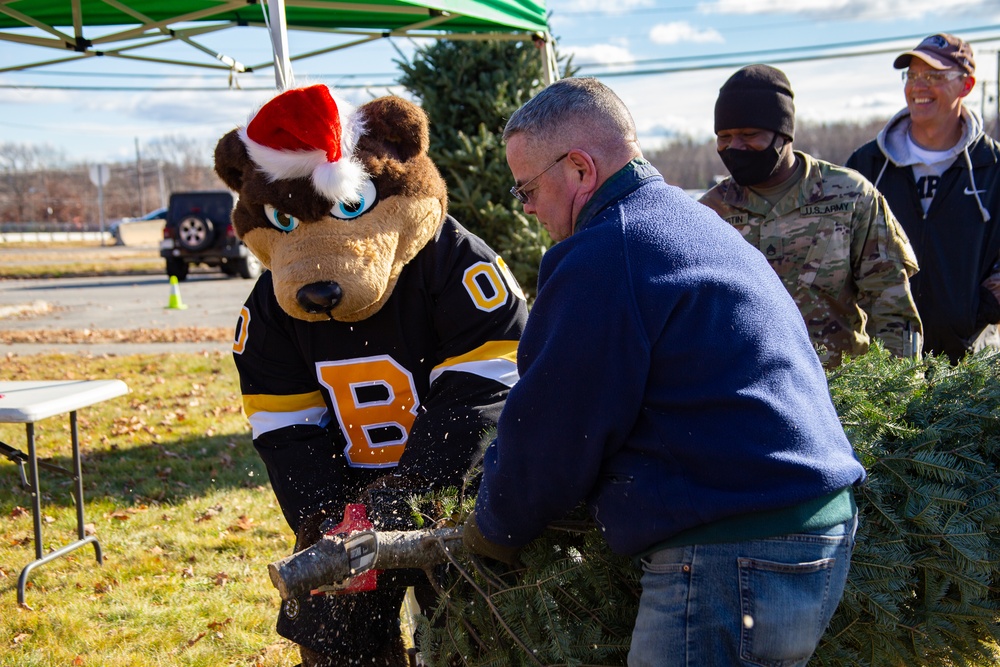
<box><xmin>214</xmin><ymin>130</ymin><xmax>250</xmax><ymax>192</ymax></box>
<box><xmin>359</xmin><ymin>97</ymin><xmax>429</xmax><ymax>162</ymax></box>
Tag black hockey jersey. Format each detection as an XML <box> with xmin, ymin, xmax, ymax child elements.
<box><xmin>232</xmin><ymin>217</ymin><xmax>527</xmax><ymax>530</ymax></box>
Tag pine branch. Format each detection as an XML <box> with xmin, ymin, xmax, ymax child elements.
<box><xmin>414</xmin><ymin>344</ymin><xmax>1000</xmax><ymax>667</ymax></box>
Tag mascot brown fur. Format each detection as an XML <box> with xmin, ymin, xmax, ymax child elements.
<box><xmin>215</xmin><ymin>85</ymin><xmax>526</xmax><ymax>666</ymax></box>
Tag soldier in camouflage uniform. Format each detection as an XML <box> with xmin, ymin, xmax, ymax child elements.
<box><xmin>701</xmin><ymin>64</ymin><xmax>921</xmax><ymax>367</ymax></box>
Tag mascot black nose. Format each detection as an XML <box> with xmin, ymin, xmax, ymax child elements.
<box><xmin>297</xmin><ymin>281</ymin><xmax>343</xmax><ymax>317</ymax></box>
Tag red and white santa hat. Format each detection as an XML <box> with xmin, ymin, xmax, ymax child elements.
<box><xmin>238</xmin><ymin>84</ymin><xmax>367</xmax><ymax>204</ymax></box>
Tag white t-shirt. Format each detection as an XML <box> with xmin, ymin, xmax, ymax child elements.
<box><xmin>907</xmin><ymin>134</ymin><xmax>957</xmax><ymax>214</ymax></box>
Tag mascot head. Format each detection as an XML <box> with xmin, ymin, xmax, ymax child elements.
<box><xmin>214</xmin><ymin>84</ymin><xmax>447</xmax><ymax>322</ymax></box>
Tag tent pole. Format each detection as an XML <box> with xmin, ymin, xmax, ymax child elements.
<box><xmin>268</xmin><ymin>0</ymin><xmax>293</xmax><ymax>89</ymax></box>
<box><xmin>536</xmin><ymin>32</ymin><xmax>558</xmax><ymax>86</ymax></box>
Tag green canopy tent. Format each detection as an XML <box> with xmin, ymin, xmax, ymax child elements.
<box><xmin>0</xmin><ymin>0</ymin><xmax>555</xmax><ymax>88</ymax></box>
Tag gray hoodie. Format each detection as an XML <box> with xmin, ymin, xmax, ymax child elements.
<box><xmin>872</xmin><ymin>105</ymin><xmax>991</xmax><ymax>222</ymax></box>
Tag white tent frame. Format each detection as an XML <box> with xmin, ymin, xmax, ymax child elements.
<box><xmin>0</xmin><ymin>0</ymin><xmax>557</xmax><ymax>87</ymax></box>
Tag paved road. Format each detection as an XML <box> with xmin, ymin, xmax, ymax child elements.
<box><xmin>0</xmin><ymin>272</ymin><xmax>258</xmax><ymax>355</ymax></box>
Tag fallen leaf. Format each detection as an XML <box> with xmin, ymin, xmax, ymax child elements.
<box><xmin>207</xmin><ymin>617</ymin><xmax>233</xmax><ymax>631</ymax></box>
<box><xmin>227</xmin><ymin>515</ymin><xmax>254</xmax><ymax>532</ymax></box>
<box><xmin>195</xmin><ymin>504</ymin><xmax>224</xmax><ymax>522</ymax></box>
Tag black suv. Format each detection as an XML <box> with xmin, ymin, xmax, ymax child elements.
<box><xmin>159</xmin><ymin>190</ymin><xmax>262</xmax><ymax>281</ymax></box>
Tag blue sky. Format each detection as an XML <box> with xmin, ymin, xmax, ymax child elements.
<box><xmin>1</xmin><ymin>0</ymin><xmax>999</xmax><ymax>166</ymax></box>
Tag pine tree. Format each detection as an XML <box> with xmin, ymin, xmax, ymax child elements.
<box><xmin>417</xmin><ymin>345</ymin><xmax>1000</xmax><ymax>666</ymax></box>
<box><xmin>397</xmin><ymin>40</ymin><xmax>573</xmax><ymax>297</ymax></box>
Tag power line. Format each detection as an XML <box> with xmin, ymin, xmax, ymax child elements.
<box><xmin>576</xmin><ymin>26</ymin><xmax>1000</xmax><ymax>72</ymax></box>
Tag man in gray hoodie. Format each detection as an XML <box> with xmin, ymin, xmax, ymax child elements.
<box><xmin>847</xmin><ymin>33</ymin><xmax>1000</xmax><ymax>363</ymax></box>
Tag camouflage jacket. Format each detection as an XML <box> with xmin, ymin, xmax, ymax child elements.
<box><xmin>700</xmin><ymin>152</ymin><xmax>921</xmax><ymax>367</ymax></box>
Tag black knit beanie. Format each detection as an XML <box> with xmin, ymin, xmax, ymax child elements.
<box><xmin>714</xmin><ymin>64</ymin><xmax>795</xmax><ymax>140</ymax></box>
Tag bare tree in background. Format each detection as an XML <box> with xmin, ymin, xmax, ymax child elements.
<box><xmin>144</xmin><ymin>135</ymin><xmax>223</xmax><ymax>194</ymax></box>
<box><xmin>0</xmin><ymin>142</ymin><xmax>66</xmax><ymax>223</ymax></box>
<box><xmin>0</xmin><ymin>136</ymin><xmax>224</xmax><ymax>224</ymax></box>
<box><xmin>795</xmin><ymin>118</ymin><xmax>888</xmax><ymax>165</ymax></box>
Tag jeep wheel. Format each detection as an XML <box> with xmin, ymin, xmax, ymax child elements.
<box><xmin>165</xmin><ymin>258</ymin><xmax>189</xmax><ymax>281</ymax></box>
<box><xmin>176</xmin><ymin>215</ymin><xmax>215</xmax><ymax>252</ymax></box>
<box><xmin>237</xmin><ymin>254</ymin><xmax>263</xmax><ymax>280</ymax></box>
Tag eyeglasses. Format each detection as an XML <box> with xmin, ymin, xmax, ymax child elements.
<box><xmin>510</xmin><ymin>152</ymin><xmax>569</xmax><ymax>205</ymax></box>
<box><xmin>902</xmin><ymin>69</ymin><xmax>966</xmax><ymax>85</ymax></box>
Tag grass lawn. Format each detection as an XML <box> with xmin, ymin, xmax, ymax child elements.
<box><xmin>0</xmin><ymin>352</ymin><xmax>298</xmax><ymax>667</ymax></box>
<box><xmin>0</xmin><ymin>243</ymin><xmax>162</xmax><ymax>279</ymax></box>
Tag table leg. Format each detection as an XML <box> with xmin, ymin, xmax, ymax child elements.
<box><xmin>25</xmin><ymin>422</ymin><xmax>42</xmax><ymax>560</ymax></box>
<box><xmin>15</xmin><ymin>413</ymin><xmax>103</xmax><ymax>606</ymax></box>
<box><xmin>71</xmin><ymin>412</ymin><xmax>98</xmax><ymax>557</ymax></box>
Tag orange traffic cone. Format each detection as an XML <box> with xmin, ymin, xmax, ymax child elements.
<box><xmin>165</xmin><ymin>275</ymin><xmax>188</xmax><ymax>310</ymax></box>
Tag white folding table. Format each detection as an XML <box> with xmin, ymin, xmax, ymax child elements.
<box><xmin>0</xmin><ymin>380</ymin><xmax>129</xmax><ymax>605</ymax></box>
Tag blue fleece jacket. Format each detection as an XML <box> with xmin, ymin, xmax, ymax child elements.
<box><xmin>474</xmin><ymin>160</ymin><xmax>866</xmax><ymax>556</ymax></box>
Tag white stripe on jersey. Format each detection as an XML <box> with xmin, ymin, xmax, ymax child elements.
<box><xmin>249</xmin><ymin>406</ymin><xmax>330</xmax><ymax>439</ymax></box>
<box><xmin>429</xmin><ymin>358</ymin><xmax>519</xmax><ymax>388</ymax></box>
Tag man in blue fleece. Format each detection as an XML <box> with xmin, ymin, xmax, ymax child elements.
<box><xmin>463</xmin><ymin>77</ymin><xmax>867</xmax><ymax>667</ymax></box>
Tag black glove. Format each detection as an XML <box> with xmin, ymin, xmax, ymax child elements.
<box><xmin>463</xmin><ymin>510</ymin><xmax>521</xmax><ymax>566</ymax></box>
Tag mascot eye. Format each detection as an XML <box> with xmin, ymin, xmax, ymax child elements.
<box><xmin>330</xmin><ymin>179</ymin><xmax>378</xmax><ymax>220</ymax></box>
<box><xmin>263</xmin><ymin>205</ymin><xmax>299</xmax><ymax>232</ymax></box>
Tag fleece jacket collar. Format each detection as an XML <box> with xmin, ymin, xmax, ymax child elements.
<box><xmin>574</xmin><ymin>158</ymin><xmax>661</xmax><ymax>234</ymax></box>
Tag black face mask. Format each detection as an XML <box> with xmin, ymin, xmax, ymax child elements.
<box><xmin>718</xmin><ymin>134</ymin><xmax>785</xmax><ymax>187</ymax></box>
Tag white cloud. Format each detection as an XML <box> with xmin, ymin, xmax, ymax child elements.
<box><xmin>697</xmin><ymin>0</ymin><xmax>998</xmax><ymax>20</ymax></box>
<box><xmin>649</xmin><ymin>22</ymin><xmax>724</xmax><ymax>46</ymax></box>
<box><xmin>563</xmin><ymin>43</ymin><xmax>636</xmax><ymax>67</ymax></box>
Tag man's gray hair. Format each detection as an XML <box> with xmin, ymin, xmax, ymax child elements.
<box><xmin>503</xmin><ymin>77</ymin><xmax>637</xmax><ymax>144</ymax></box>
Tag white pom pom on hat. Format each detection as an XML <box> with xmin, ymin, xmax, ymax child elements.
<box><xmin>238</xmin><ymin>84</ymin><xmax>367</xmax><ymax>203</ymax></box>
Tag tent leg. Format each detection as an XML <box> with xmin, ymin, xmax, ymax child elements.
<box><xmin>268</xmin><ymin>0</ymin><xmax>293</xmax><ymax>89</ymax></box>
<box><xmin>534</xmin><ymin>33</ymin><xmax>559</xmax><ymax>86</ymax></box>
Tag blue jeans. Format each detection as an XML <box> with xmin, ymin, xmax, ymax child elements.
<box><xmin>628</xmin><ymin>515</ymin><xmax>857</xmax><ymax>667</ymax></box>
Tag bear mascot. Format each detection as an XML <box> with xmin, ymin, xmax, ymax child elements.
<box><xmin>214</xmin><ymin>84</ymin><xmax>528</xmax><ymax>666</ymax></box>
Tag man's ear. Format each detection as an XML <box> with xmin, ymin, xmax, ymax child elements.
<box><xmin>566</xmin><ymin>149</ymin><xmax>599</xmax><ymax>192</ymax></box>
<box><xmin>214</xmin><ymin>130</ymin><xmax>250</xmax><ymax>191</ymax></box>
<box><xmin>959</xmin><ymin>75</ymin><xmax>976</xmax><ymax>99</ymax></box>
